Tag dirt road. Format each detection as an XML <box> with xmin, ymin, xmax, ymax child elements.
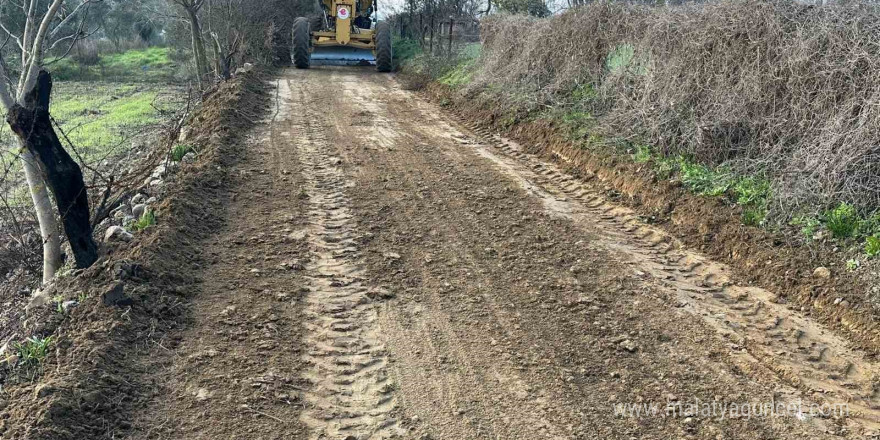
<box><xmin>128</xmin><ymin>67</ymin><xmax>880</xmax><ymax>439</ymax></box>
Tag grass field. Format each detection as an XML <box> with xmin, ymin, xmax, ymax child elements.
<box><xmin>50</xmin><ymin>47</ymin><xmax>179</xmax><ymax>82</ymax></box>
<box><xmin>0</xmin><ymin>48</ymin><xmax>185</xmax><ymax>206</ymax></box>
<box><xmin>50</xmin><ymin>82</ymin><xmax>181</xmax><ymax>158</ymax></box>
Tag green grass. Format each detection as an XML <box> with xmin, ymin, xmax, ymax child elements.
<box><xmin>403</xmin><ymin>42</ymin><xmax>481</xmax><ymax>87</ymax></box>
<box><xmin>1</xmin><ymin>80</ymin><xmax>180</xmax><ymax>208</ymax></box>
<box><xmin>437</xmin><ymin>44</ymin><xmax>482</xmax><ymax>88</ymax></box>
<box><xmin>392</xmin><ymin>37</ymin><xmax>423</xmax><ymax>69</ymax></box>
<box><xmin>733</xmin><ymin>177</ymin><xmax>771</xmax><ymax>207</ymax></box>
<box><xmin>13</xmin><ymin>336</ymin><xmax>53</xmax><ymax>367</ymax></box>
<box><xmin>438</xmin><ymin>63</ymin><xmax>474</xmax><ymax>87</ymax></box>
<box><xmin>866</xmin><ymin>236</ymin><xmax>880</xmax><ymax>257</ymax></box>
<box><xmin>50</xmin><ymin>47</ymin><xmax>177</xmax><ymax>82</ymax></box>
<box><xmin>171</xmin><ymin>143</ymin><xmax>194</xmax><ymax>162</ymax></box>
<box><xmin>620</xmin><ymin>144</ymin><xmax>772</xmax><ymax>225</ymax></box>
<box><xmin>788</xmin><ymin>205</ymin><xmax>880</xmax><ymax>258</ymax></box>
<box><xmin>131</xmin><ymin>209</ymin><xmax>156</xmax><ymax>232</ymax></box>
<box><xmin>655</xmin><ymin>155</ymin><xmax>678</xmax><ymax>179</ymax></box>
<box><xmin>572</xmin><ymin>83</ymin><xmax>598</xmax><ymax>103</ymax></box>
<box><xmin>679</xmin><ymin>160</ymin><xmax>733</xmax><ymax>197</ymax></box>
<box><xmin>560</xmin><ymin>111</ymin><xmax>596</xmax><ymax>141</ymax></box>
<box><xmin>52</xmin><ymin>83</ymin><xmax>174</xmax><ymax>154</ymax></box>
<box><xmin>4</xmin><ymin>81</ymin><xmax>178</xmax><ymax>165</ymax></box>
<box><xmin>632</xmin><ymin>144</ymin><xmax>653</xmax><ymax>163</ymax></box>
<box><xmin>790</xmin><ymin>216</ymin><xmax>821</xmax><ymax>240</ymax></box>
<box><xmin>742</xmin><ymin>207</ymin><xmax>767</xmax><ymax>227</ymax></box>
<box><xmin>824</xmin><ymin>203</ymin><xmax>859</xmax><ymax>239</ymax></box>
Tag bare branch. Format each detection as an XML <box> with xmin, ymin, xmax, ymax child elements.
<box><xmin>0</xmin><ymin>52</ymin><xmax>14</xmax><ymax>111</ymax></box>
<box><xmin>0</xmin><ymin>19</ymin><xmax>25</xmax><ymax>53</ymax></box>
<box><xmin>49</xmin><ymin>0</ymin><xmax>100</xmax><ymax>39</ymax></box>
<box><xmin>18</xmin><ymin>0</ymin><xmax>66</xmax><ymax>102</ymax></box>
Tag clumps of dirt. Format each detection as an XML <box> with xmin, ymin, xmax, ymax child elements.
<box><xmin>0</xmin><ymin>72</ymin><xmax>270</xmax><ymax>440</ymax></box>
<box><xmin>430</xmin><ymin>83</ymin><xmax>880</xmax><ymax>356</ymax></box>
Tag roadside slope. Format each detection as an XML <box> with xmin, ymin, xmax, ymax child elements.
<box><xmin>0</xmin><ymin>72</ymin><xmax>268</xmax><ymax>439</ymax></box>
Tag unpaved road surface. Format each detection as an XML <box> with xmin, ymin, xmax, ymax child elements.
<box><xmin>129</xmin><ymin>67</ymin><xmax>880</xmax><ymax>439</ymax></box>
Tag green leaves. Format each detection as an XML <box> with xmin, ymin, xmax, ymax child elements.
<box><xmin>824</xmin><ymin>203</ymin><xmax>859</xmax><ymax>239</ymax></box>
<box><xmin>13</xmin><ymin>336</ymin><xmax>53</xmax><ymax>367</ymax></box>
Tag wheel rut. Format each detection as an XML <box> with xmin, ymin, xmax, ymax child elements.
<box><xmin>283</xmin><ymin>79</ymin><xmax>402</xmax><ymax>439</ymax></box>
<box><xmin>446</xmin><ymin>114</ymin><xmax>880</xmax><ymax>434</ymax></box>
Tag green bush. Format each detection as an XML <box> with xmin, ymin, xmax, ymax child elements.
<box><xmin>171</xmin><ymin>144</ymin><xmax>193</xmax><ymax>162</ymax></box>
<box><xmin>132</xmin><ymin>209</ymin><xmax>156</xmax><ymax>231</ymax></box>
<box><xmin>866</xmin><ymin>235</ymin><xmax>880</xmax><ymax>257</ymax></box>
<box><xmin>678</xmin><ymin>159</ymin><xmax>732</xmax><ymax>197</ymax></box>
<box><xmin>824</xmin><ymin>203</ymin><xmax>859</xmax><ymax>239</ymax></box>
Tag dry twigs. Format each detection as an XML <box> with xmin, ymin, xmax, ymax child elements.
<box><xmin>476</xmin><ymin>1</ymin><xmax>880</xmax><ymax>218</ymax></box>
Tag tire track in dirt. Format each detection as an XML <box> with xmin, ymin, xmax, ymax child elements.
<box><xmin>445</xmin><ymin>115</ymin><xmax>880</xmax><ymax>435</ymax></box>
<box><xmin>282</xmin><ymin>78</ymin><xmax>403</xmax><ymax>439</ymax></box>
<box><xmin>312</xmin><ymin>67</ymin><xmax>849</xmax><ymax>439</ymax></box>
<box><xmin>330</xmin><ymin>71</ymin><xmax>578</xmax><ymax>440</ymax></box>
<box><xmin>124</xmin><ymin>68</ymin><xmax>858</xmax><ymax>439</ymax></box>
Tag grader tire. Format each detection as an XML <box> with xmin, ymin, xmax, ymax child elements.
<box><xmin>375</xmin><ymin>21</ymin><xmax>393</xmax><ymax>72</ymax></box>
<box><xmin>311</xmin><ymin>15</ymin><xmax>325</xmax><ymax>32</ymax></box>
<box><xmin>293</xmin><ymin>17</ymin><xmax>311</xmax><ymax>69</ymax></box>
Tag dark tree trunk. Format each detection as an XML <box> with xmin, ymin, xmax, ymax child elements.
<box><xmin>7</xmin><ymin>70</ymin><xmax>98</xmax><ymax>270</ymax></box>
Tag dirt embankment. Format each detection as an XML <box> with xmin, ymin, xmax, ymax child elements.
<box><xmin>426</xmin><ymin>83</ymin><xmax>880</xmax><ymax>357</ymax></box>
<box><xmin>0</xmin><ymin>72</ymin><xmax>269</xmax><ymax>440</ymax></box>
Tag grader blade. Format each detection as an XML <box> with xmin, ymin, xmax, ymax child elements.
<box><xmin>310</xmin><ymin>46</ymin><xmax>376</xmax><ymax>65</ymax></box>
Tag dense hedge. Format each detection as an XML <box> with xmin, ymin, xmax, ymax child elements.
<box><xmin>474</xmin><ymin>1</ymin><xmax>880</xmax><ymax>219</ymax></box>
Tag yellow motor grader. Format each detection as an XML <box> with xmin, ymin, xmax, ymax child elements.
<box><xmin>293</xmin><ymin>0</ymin><xmax>392</xmax><ymax>72</ymax></box>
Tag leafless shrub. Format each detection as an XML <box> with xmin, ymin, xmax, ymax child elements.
<box><xmin>72</xmin><ymin>40</ymin><xmax>101</xmax><ymax>66</ymax></box>
<box><xmin>95</xmin><ymin>39</ymin><xmax>148</xmax><ymax>55</ymax></box>
<box><xmin>475</xmin><ymin>1</ymin><xmax>880</xmax><ymax>219</ymax></box>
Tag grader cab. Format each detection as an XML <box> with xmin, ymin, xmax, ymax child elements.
<box><xmin>292</xmin><ymin>0</ymin><xmax>392</xmax><ymax>72</ymax></box>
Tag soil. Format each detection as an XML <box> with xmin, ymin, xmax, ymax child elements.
<box><xmin>0</xmin><ymin>71</ymin><xmax>270</xmax><ymax>439</ymax></box>
<box><xmin>427</xmin><ymin>85</ymin><xmax>880</xmax><ymax>356</ymax></box>
<box><xmin>2</xmin><ymin>67</ymin><xmax>879</xmax><ymax>439</ymax></box>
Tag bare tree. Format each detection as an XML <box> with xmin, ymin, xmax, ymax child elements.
<box><xmin>0</xmin><ymin>0</ymin><xmax>100</xmax><ymax>284</ymax></box>
<box><xmin>168</xmin><ymin>0</ymin><xmax>210</xmax><ymax>88</ymax></box>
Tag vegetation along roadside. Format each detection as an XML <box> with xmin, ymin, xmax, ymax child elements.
<box><xmin>399</xmin><ymin>1</ymin><xmax>880</xmax><ymax>354</ymax></box>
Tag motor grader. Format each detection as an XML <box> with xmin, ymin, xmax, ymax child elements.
<box><xmin>293</xmin><ymin>0</ymin><xmax>392</xmax><ymax>72</ymax></box>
